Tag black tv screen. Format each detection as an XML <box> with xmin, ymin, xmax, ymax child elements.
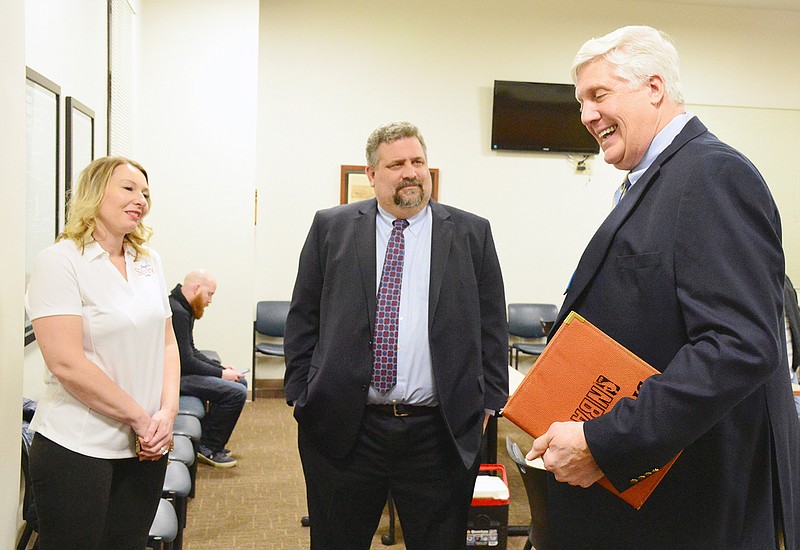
<box><xmin>491</xmin><ymin>80</ymin><xmax>599</xmax><ymax>154</ymax></box>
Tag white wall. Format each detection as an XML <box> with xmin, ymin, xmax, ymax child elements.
<box><xmin>254</xmin><ymin>0</ymin><xmax>800</xmax><ymax>310</ymax></box>
<box><xmin>25</xmin><ymin>0</ymin><xmax>108</xmax><ymax>159</ymax></box>
<box><xmin>2</xmin><ymin>0</ymin><xmax>29</xmax><ymax>545</ymax></box>
<box><xmin>22</xmin><ymin>0</ymin><xmax>109</xmax><ymax>400</ymax></box>
<box><xmin>136</xmin><ymin>0</ymin><xmax>259</xmax><ymax>381</ymax></box>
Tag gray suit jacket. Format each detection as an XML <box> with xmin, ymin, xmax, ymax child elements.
<box><xmin>548</xmin><ymin>117</ymin><xmax>800</xmax><ymax>548</ymax></box>
<box><xmin>284</xmin><ymin>199</ymin><xmax>508</xmax><ymax>469</ymax></box>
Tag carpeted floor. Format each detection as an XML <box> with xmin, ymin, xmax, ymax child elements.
<box><xmin>181</xmin><ymin>398</ymin><xmax>536</xmax><ymax>549</ymax></box>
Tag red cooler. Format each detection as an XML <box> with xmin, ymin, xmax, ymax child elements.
<box><xmin>466</xmin><ymin>464</ymin><xmax>509</xmax><ymax>548</ymax></box>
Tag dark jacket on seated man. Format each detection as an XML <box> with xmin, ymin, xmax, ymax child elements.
<box><xmin>169</xmin><ymin>274</ymin><xmax>247</xmax><ymax>468</ymax></box>
<box><xmin>170</xmin><ymin>284</ymin><xmax>225</xmax><ymax>378</ymax></box>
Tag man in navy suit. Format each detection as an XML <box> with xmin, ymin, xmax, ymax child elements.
<box><xmin>529</xmin><ymin>26</ymin><xmax>800</xmax><ymax>548</ymax></box>
<box><xmin>284</xmin><ymin>122</ymin><xmax>508</xmax><ymax>549</ymax></box>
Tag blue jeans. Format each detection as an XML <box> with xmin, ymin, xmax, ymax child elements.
<box><xmin>180</xmin><ymin>374</ymin><xmax>247</xmax><ymax>452</ymax></box>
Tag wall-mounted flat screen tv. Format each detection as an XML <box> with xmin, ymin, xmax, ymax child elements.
<box><xmin>491</xmin><ymin>80</ymin><xmax>599</xmax><ymax>154</ymax></box>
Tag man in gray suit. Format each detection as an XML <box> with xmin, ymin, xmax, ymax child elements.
<box><xmin>284</xmin><ymin>121</ymin><xmax>508</xmax><ymax>549</ymax></box>
<box><xmin>528</xmin><ymin>26</ymin><xmax>800</xmax><ymax>548</ymax></box>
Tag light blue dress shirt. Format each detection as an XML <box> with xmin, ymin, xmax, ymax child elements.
<box><xmin>627</xmin><ymin>112</ymin><xmax>695</xmax><ymax>188</ymax></box>
<box><xmin>368</xmin><ymin>204</ymin><xmax>437</xmax><ymax>406</ymax></box>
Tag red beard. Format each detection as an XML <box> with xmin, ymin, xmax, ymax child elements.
<box><xmin>189</xmin><ymin>293</ymin><xmax>206</xmax><ymax>320</ymax></box>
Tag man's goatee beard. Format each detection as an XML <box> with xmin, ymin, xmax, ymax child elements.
<box><xmin>394</xmin><ymin>180</ymin><xmax>425</xmax><ymax>209</ymax></box>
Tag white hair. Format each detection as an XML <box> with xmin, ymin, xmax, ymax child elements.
<box><xmin>571</xmin><ymin>25</ymin><xmax>684</xmax><ymax>105</ymax></box>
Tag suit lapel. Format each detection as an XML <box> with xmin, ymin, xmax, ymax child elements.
<box><xmin>557</xmin><ymin>173</ymin><xmax>651</xmax><ymax>323</ymax></box>
<box><xmin>557</xmin><ymin>117</ymin><xmax>708</xmax><ymax>327</ymax></box>
<box><xmin>355</xmin><ymin>200</ymin><xmax>378</xmax><ymax>330</ymax></box>
<box><xmin>428</xmin><ymin>201</ymin><xmax>453</xmax><ymax>328</ymax></box>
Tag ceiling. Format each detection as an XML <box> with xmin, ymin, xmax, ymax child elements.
<box><xmin>647</xmin><ymin>0</ymin><xmax>800</xmax><ymax>10</ymax></box>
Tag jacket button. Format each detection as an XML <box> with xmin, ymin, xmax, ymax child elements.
<box><xmin>629</xmin><ymin>479</ymin><xmax>638</xmax><ymax>485</ymax></box>
<box><xmin>360</xmin><ymin>385</ymin><xmax>368</xmax><ymax>392</ymax></box>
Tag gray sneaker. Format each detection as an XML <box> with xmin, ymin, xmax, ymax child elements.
<box><xmin>197</xmin><ymin>445</ymin><xmax>237</xmax><ymax>468</ymax></box>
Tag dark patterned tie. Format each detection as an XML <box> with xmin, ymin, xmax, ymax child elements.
<box><xmin>372</xmin><ymin>218</ymin><xmax>409</xmax><ymax>394</ymax></box>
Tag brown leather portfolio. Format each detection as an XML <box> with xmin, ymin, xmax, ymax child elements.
<box><xmin>502</xmin><ymin>311</ymin><xmax>679</xmax><ymax>509</ymax></box>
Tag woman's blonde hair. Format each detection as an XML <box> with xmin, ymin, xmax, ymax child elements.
<box><xmin>58</xmin><ymin>156</ymin><xmax>153</xmax><ymax>259</ymax></box>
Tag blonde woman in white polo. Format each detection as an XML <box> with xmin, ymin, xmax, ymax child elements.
<box><xmin>25</xmin><ymin>156</ymin><xmax>180</xmax><ymax>550</ymax></box>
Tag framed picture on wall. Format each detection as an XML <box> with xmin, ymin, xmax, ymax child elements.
<box><xmin>340</xmin><ymin>165</ymin><xmax>439</xmax><ymax>205</ymax></box>
<box><xmin>65</xmin><ymin>96</ymin><xmax>95</xmax><ymax>207</ymax></box>
<box><xmin>25</xmin><ymin>68</ymin><xmax>61</xmax><ymax>346</ymax></box>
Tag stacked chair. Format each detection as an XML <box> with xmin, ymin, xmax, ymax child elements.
<box><xmin>18</xmin><ymin>399</ymin><xmax>38</xmax><ymax>550</ymax></box>
<box><xmin>175</xmin><ymin>395</ymin><xmax>205</xmax><ymax>497</ymax></box>
<box><xmin>168</xmin><ymin>394</ymin><xmax>207</xmax><ymax>548</ymax></box>
<box><xmin>148</xmin><ymin>499</ymin><xmax>179</xmax><ymax>550</ymax></box>
<box><xmin>19</xmin><ymin>398</ymin><xmax>184</xmax><ymax>550</ymax></box>
<box><xmin>18</xmin><ymin>395</ymin><xmax>203</xmax><ymax>550</ymax></box>
<box><xmin>161</xmin><ymin>461</ymin><xmax>192</xmax><ymax>549</ymax></box>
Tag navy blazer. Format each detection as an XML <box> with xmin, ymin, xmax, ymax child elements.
<box><xmin>548</xmin><ymin>117</ymin><xmax>800</xmax><ymax>548</ymax></box>
<box><xmin>284</xmin><ymin>199</ymin><xmax>508</xmax><ymax>469</ymax></box>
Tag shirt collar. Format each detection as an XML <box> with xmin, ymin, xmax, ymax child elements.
<box><xmin>629</xmin><ymin>112</ymin><xmax>695</xmax><ymax>186</ymax></box>
<box><xmin>376</xmin><ymin>203</ymin><xmax>430</xmax><ymax>237</ymax></box>
<box><xmin>83</xmin><ymin>240</ymin><xmax>137</xmax><ymax>261</ymax></box>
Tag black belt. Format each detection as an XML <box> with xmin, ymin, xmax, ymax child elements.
<box><xmin>367</xmin><ymin>404</ymin><xmax>438</xmax><ymax>417</ymax></box>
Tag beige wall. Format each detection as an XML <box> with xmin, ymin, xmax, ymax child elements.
<box><xmin>254</xmin><ymin>0</ymin><xmax>800</xmax><ymax>311</ymax></box>
<box><xmin>136</xmin><ymin>0</ymin><xmax>260</xmax><ymax>381</ymax></box>
<box><xmin>2</xmin><ymin>0</ymin><xmax>28</xmax><ymax>546</ymax></box>
<box><xmin>22</xmin><ymin>0</ymin><xmax>109</xmax><ymax>400</ymax></box>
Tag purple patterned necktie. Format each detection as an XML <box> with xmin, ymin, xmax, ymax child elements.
<box><xmin>372</xmin><ymin>218</ymin><xmax>408</xmax><ymax>394</ymax></box>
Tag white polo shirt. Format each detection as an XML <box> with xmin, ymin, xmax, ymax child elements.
<box><xmin>25</xmin><ymin>239</ymin><xmax>171</xmax><ymax>459</ymax></box>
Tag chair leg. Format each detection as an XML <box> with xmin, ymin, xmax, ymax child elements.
<box><xmin>380</xmin><ymin>493</ymin><xmax>396</xmax><ymax>545</ymax></box>
<box><xmin>252</xmin><ymin>327</ymin><xmax>258</xmax><ymax>402</ymax></box>
<box><xmin>173</xmin><ymin>525</ymin><xmax>183</xmax><ymax>550</ymax></box>
<box><xmin>171</xmin><ymin>493</ymin><xmax>187</xmax><ymax>550</ymax></box>
<box><xmin>17</xmin><ymin>524</ymin><xmax>33</xmax><ymax>550</ymax></box>
<box><xmin>188</xmin><ymin>459</ymin><xmax>197</xmax><ymax>499</ymax></box>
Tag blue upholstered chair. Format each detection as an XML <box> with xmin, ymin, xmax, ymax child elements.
<box><xmin>252</xmin><ymin>300</ymin><xmax>290</xmax><ymax>400</ymax></box>
<box><xmin>507</xmin><ymin>303</ymin><xmax>558</xmax><ymax>369</ymax></box>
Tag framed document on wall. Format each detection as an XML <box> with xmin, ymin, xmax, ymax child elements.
<box><xmin>65</xmin><ymin>96</ymin><xmax>95</xmax><ymax>203</ymax></box>
<box><xmin>25</xmin><ymin>67</ymin><xmax>61</xmax><ymax>345</ymax></box>
<box><xmin>340</xmin><ymin>165</ymin><xmax>439</xmax><ymax>205</ymax></box>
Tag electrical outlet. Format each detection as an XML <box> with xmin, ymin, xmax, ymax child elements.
<box><xmin>575</xmin><ymin>161</ymin><xmax>591</xmax><ymax>176</ymax></box>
